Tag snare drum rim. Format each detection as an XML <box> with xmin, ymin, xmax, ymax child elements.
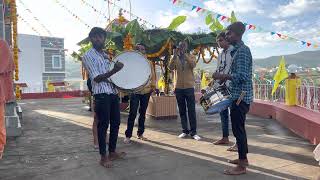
<box><xmin>109</xmin><ymin>50</ymin><xmax>152</xmax><ymax>93</ymax></box>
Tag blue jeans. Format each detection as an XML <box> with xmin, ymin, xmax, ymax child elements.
<box><xmin>175</xmin><ymin>88</ymin><xmax>197</xmax><ymax>136</ymax></box>
<box><xmin>219</xmin><ymin>108</ymin><xmax>229</xmax><ymax>138</ymax></box>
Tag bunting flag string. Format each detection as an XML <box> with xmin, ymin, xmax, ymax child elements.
<box><xmin>171</xmin><ymin>0</ymin><xmax>319</xmax><ymax>49</ymax></box>
<box><xmin>104</xmin><ymin>0</ymin><xmax>158</xmax><ymax>28</ymax></box>
<box><xmin>17</xmin><ymin>0</ymin><xmax>53</xmax><ymax>36</ymax></box>
<box><xmin>80</xmin><ymin>0</ymin><xmax>111</xmax><ymax>22</ymax></box>
<box><xmin>17</xmin><ymin>15</ymin><xmax>68</xmax><ymax>53</ymax></box>
<box><xmin>53</xmin><ymin>0</ymin><xmax>91</xmax><ymax>29</ymax></box>
<box><xmin>17</xmin><ymin>15</ymin><xmax>41</xmax><ymax>36</ymax></box>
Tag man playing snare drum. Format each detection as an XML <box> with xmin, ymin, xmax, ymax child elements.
<box><xmin>212</xmin><ymin>32</ymin><xmax>238</xmax><ymax>152</ymax></box>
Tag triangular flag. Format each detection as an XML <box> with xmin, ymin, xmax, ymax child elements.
<box><xmin>301</xmin><ymin>41</ymin><xmax>306</xmax><ymax>45</ymax></box>
<box><xmin>314</xmin><ymin>44</ymin><xmax>319</xmax><ymax>48</ymax></box>
<box><xmin>271</xmin><ymin>32</ymin><xmax>276</xmax><ymax>35</ymax></box>
<box><xmin>192</xmin><ymin>6</ymin><xmax>197</xmax><ymax>11</ymax></box>
<box><xmin>173</xmin><ymin>0</ymin><xmax>177</xmax><ymax>4</ymax></box>
<box><xmin>277</xmin><ymin>33</ymin><xmax>282</xmax><ymax>38</ymax></box>
<box><xmin>216</xmin><ymin>14</ymin><xmax>222</xmax><ymax>19</ymax></box>
<box><xmin>248</xmin><ymin>24</ymin><xmax>253</xmax><ymax>29</ymax></box>
<box><xmin>221</xmin><ymin>16</ymin><xmax>227</xmax><ymax>21</ymax></box>
<box><xmin>196</xmin><ymin>7</ymin><xmax>202</xmax><ymax>12</ymax></box>
<box><xmin>307</xmin><ymin>42</ymin><xmax>311</xmax><ymax>47</ymax></box>
<box><xmin>243</xmin><ymin>23</ymin><xmax>248</xmax><ymax>27</ymax></box>
<box><xmin>272</xmin><ymin>56</ymin><xmax>288</xmax><ymax>95</ymax></box>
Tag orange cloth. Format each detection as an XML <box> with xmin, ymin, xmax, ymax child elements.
<box><xmin>0</xmin><ymin>39</ymin><xmax>15</xmax><ymax>156</ymax></box>
<box><xmin>0</xmin><ymin>39</ymin><xmax>15</xmax><ymax>103</ymax></box>
<box><xmin>0</xmin><ymin>103</ymin><xmax>5</xmax><ymax>158</ymax></box>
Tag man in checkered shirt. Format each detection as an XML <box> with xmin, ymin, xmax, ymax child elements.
<box><xmin>212</xmin><ymin>21</ymin><xmax>253</xmax><ymax>175</ymax></box>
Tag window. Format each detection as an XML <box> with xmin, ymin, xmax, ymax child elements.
<box><xmin>52</xmin><ymin>55</ymin><xmax>62</xmax><ymax>69</ymax></box>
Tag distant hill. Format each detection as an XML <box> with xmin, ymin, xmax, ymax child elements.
<box><xmin>65</xmin><ymin>57</ymin><xmax>82</xmax><ymax>80</ymax></box>
<box><xmin>254</xmin><ymin>50</ymin><xmax>320</xmax><ymax>68</ymax></box>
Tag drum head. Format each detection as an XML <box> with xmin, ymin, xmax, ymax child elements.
<box><xmin>110</xmin><ymin>51</ymin><xmax>151</xmax><ymax>91</ymax></box>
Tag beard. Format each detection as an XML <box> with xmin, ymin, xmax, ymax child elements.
<box><xmin>92</xmin><ymin>43</ymin><xmax>104</xmax><ymax>50</ymax></box>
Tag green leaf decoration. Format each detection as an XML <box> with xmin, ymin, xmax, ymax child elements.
<box><xmin>205</xmin><ymin>14</ymin><xmax>213</xmax><ymax>25</ymax></box>
<box><xmin>167</xmin><ymin>16</ymin><xmax>187</xmax><ymax>30</ymax></box>
<box><xmin>230</xmin><ymin>11</ymin><xmax>237</xmax><ymax>23</ymax></box>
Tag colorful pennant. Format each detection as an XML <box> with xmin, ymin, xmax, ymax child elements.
<box><xmin>171</xmin><ymin>0</ymin><xmax>319</xmax><ymax>48</ymax></box>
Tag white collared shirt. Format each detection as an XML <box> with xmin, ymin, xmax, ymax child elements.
<box><xmin>82</xmin><ymin>48</ymin><xmax>117</xmax><ymax>95</ymax></box>
<box><xmin>214</xmin><ymin>45</ymin><xmax>234</xmax><ymax>87</ymax></box>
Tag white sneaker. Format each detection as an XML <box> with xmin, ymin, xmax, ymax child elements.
<box><xmin>124</xmin><ymin>137</ymin><xmax>131</xmax><ymax>144</ymax></box>
<box><xmin>192</xmin><ymin>135</ymin><xmax>201</xmax><ymax>141</ymax></box>
<box><xmin>178</xmin><ymin>133</ymin><xmax>188</xmax><ymax>138</ymax></box>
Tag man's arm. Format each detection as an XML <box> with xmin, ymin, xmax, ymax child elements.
<box><xmin>230</xmin><ymin>48</ymin><xmax>252</xmax><ymax>85</ymax></box>
<box><xmin>186</xmin><ymin>54</ymin><xmax>196</xmax><ymax>69</ymax></box>
<box><xmin>94</xmin><ymin>61</ymin><xmax>124</xmax><ymax>83</ymax></box>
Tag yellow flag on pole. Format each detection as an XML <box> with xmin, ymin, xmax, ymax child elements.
<box><xmin>271</xmin><ymin>56</ymin><xmax>288</xmax><ymax>95</ymax></box>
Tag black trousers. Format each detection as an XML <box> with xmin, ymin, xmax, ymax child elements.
<box><xmin>175</xmin><ymin>88</ymin><xmax>197</xmax><ymax>136</ymax></box>
<box><xmin>94</xmin><ymin>94</ymin><xmax>120</xmax><ymax>156</ymax></box>
<box><xmin>125</xmin><ymin>93</ymin><xmax>151</xmax><ymax>138</ymax></box>
<box><xmin>230</xmin><ymin>101</ymin><xmax>250</xmax><ymax>160</ymax></box>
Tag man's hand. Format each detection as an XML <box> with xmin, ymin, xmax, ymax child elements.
<box><xmin>94</xmin><ymin>74</ymin><xmax>107</xmax><ymax>83</ymax></box>
<box><xmin>212</xmin><ymin>73</ymin><xmax>230</xmax><ymax>81</ymax></box>
<box><xmin>113</xmin><ymin>61</ymin><xmax>124</xmax><ymax>72</ymax></box>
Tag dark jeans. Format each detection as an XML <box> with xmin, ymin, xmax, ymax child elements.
<box><xmin>175</xmin><ymin>88</ymin><xmax>197</xmax><ymax>136</ymax></box>
<box><xmin>125</xmin><ymin>93</ymin><xmax>151</xmax><ymax>138</ymax></box>
<box><xmin>230</xmin><ymin>101</ymin><xmax>250</xmax><ymax>160</ymax></box>
<box><xmin>220</xmin><ymin>108</ymin><xmax>229</xmax><ymax>138</ymax></box>
<box><xmin>94</xmin><ymin>94</ymin><xmax>120</xmax><ymax>156</ymax></box>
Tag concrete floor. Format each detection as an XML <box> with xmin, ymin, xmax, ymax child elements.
<box><xmin>0</xmin><ymin>98</ymin><xmax>319</xmax><ymax>180</ymax></box>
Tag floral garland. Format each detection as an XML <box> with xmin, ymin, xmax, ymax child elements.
<box><xmin>146</xmin><ymin>38</ymin><xmax>171</xmax><ymax>58</ymax></box>
<box><xmin>123</xmin><ymin>33</ymin><xmax>133</xmax><ymax>50</ymax></box>
<box><xmin>10</xmin><ymin>0</ymin><xmax>19</xmax><ymax>81</ymax></box>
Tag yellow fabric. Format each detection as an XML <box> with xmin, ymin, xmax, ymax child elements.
<box><xmin>201</xmin><ymin>72</ymin><xmax>209</xmax><ymax>89</ymax></box>
<box><xmin>285</xmin><ymin>78</ymin><xmax>301</xmax><ymax>106</ymax></box>
<box><xmin>272</xmin><ymin>56</ymin><xmax>288</xmax><ymax>95</ymax></box>
<box><xmin>158</xmin><ymin>76</ymin><xmax>165</xmax><ymax>92</ymax></box>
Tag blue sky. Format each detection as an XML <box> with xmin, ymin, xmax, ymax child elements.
<box><xmin>17</xmin><ymin>0</ymin><xmax>320</xmax><ymax>59</ymax></box>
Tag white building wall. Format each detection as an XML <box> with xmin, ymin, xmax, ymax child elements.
<box><xmin>17</xmin><ymin>34</ymin><xmax>43</xmax><ymax>92</ymax></box>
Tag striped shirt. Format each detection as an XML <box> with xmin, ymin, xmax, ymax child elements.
<box><xmin>230</xmin><ymin>41</ymin><xmax>253</xmax><ymax>104</ymax></box>
<box><xmin>215</xmin><ymin>45</ymin><xmax>234</xmax><ymax>87</ymax></box>
<box><xmin>82</xmin><ymin>48</ymin><xmax>117</xmax><ymax>95</ymax></box>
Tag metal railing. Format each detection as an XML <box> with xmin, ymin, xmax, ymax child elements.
<box><xmin>254</xmin><ymin>80</ymin><xmax>320</xmax><ymax>112</ymax></box>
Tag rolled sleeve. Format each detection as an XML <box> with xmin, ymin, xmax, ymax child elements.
<box><xmin>82</xmin><ymin>55</ymin><xmax>99</xmax><ymax>80</ymax></box>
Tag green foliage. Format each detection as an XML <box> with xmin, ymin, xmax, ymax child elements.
<box><xmin>230</xmin><ymin>11</ymin><xmax>237</xmax><ymax>23</ymax></box>
<box><xmin>167</xmin><ymin>16</ymin><xmax>187</xmax><ymax>30</ymax></box>
<box><xmin>206</xmin><ymin>11</ymin><xmax>238</xmax><ymax>32</ymax></box>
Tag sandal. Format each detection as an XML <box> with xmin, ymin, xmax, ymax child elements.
<box><xmin>227</xmin><ymin>144</ymin><xmax>238</xmax><ymax>152</ymax></box>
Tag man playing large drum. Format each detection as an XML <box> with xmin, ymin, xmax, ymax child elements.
<box><xmin>82</xmin><ymin>27</ymin><xmax>126</xmax><ymax>168</ymax></box>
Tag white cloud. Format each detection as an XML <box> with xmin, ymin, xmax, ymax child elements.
<box><xmin>246</xmin><ymin>32</ymin><xmax>282</xmax><ymax>47</ymax></box>
<box><xmin>156</xmin><ymin>10</ymin><xmax>207</xmax><ymax>33</ymax></box>
<box><xmin>272</xmin><ymin>21</ymin><xmax>287</xmax><ymax>29</ymax></box>
<box><xmin>270</xmin><ymin>0</ymin><xmax>320</xmax><ymax>18</ymax></box>
<box><xmin>204</xmin><ymin>0</ymin><xmax>264</xmax><ymax>16</ymax></box>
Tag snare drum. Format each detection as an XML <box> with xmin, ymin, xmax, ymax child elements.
<box><xmin>200</xmin><ymin>85</ymin><xmax>232</xmax><ymax>115</ymax></box>
<box><xmin>109</xmin><ymin>51</ymin><xmax>151</xmax><ymax>93</ymax></box>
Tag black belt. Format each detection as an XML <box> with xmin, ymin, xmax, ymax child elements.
<box><xmin>94</xmin><ymin>93</ymin><xmax>117</xmax><ymax>99</ymax></box>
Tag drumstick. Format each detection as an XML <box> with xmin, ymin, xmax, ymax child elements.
<box><xmin>236</xmin><ymin>91</ymin><xmax>246</xmax><ymax>106</ymax></box>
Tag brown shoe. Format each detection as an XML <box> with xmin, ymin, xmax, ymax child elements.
<box><xmin>224</xmin><ymin>166</ymin><xmax>246</xmax><ymax>175</ymax></box>
<box><xmin>213</xmin><ymin>138</ymin><xmax>229</xmax><ymax>145</ymax></box>
<box><xmin>228</xmin><ymin>159</ymin><xmax>249</xmax><ymax>167</ymax></box>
